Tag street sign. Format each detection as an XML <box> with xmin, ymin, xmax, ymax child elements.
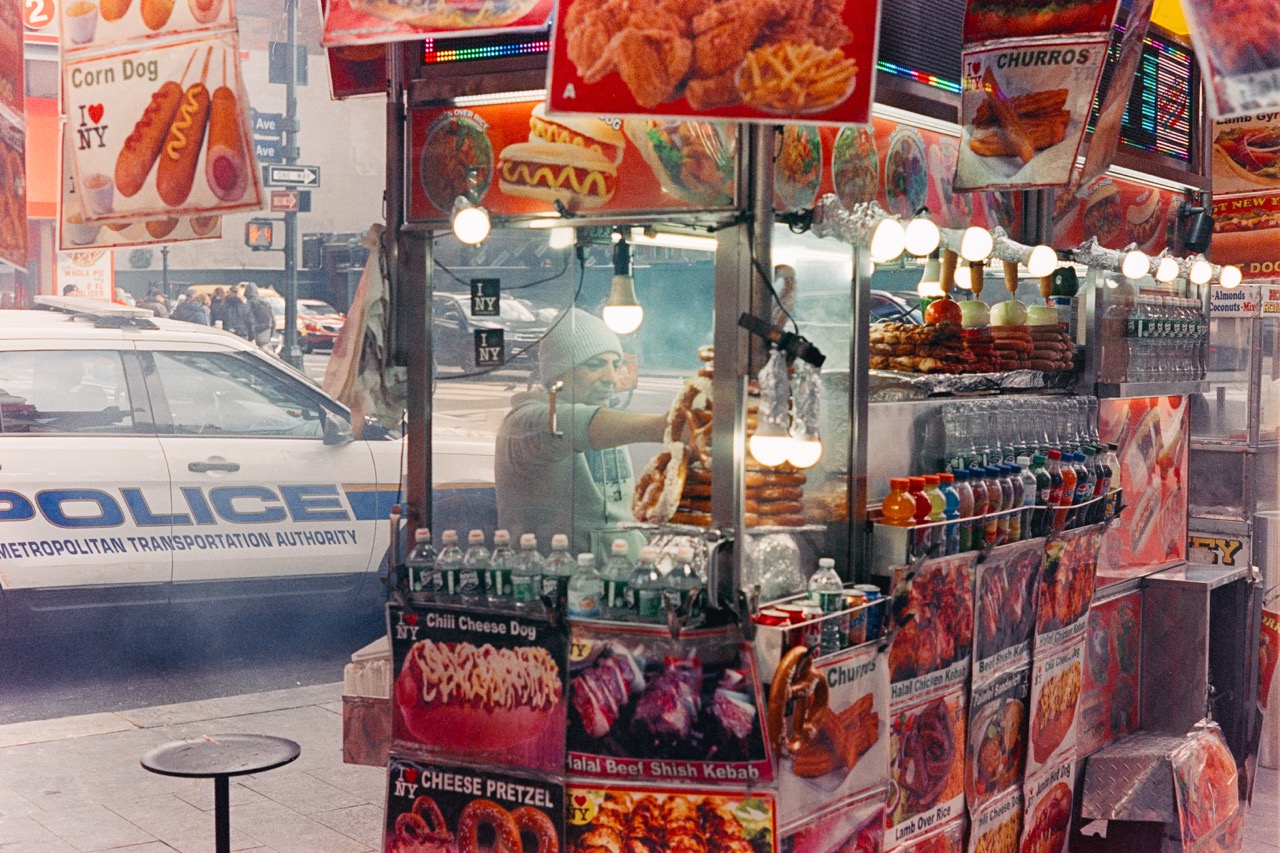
<box><xmin>254</xmin><ymin>139</ymin><xmax>283</xmax><ymax>163</ymax></box>
<box><xmin>251</xmin><ymin>110</ymin><xmax>284</xmax><ymax>139</ymax></box>
<box><xmin>264</xmin><ymin>164</ymin><xmax>320</xmax><ymax>187</ymax></box>
<box><xmin>245</xmin><ymin>219</ymin><xmax>275</xmax><ymax>250</ymax></box>
<box><xmin>271</xmin><ymin>190</ymin><xmax>299</xmax><ymax>213</ymax></box>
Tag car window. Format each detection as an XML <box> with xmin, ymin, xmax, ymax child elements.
<box><xmin>300</xmin><ymin>301</ymin><xmax>339</xmax><ymax>316</ymax></box>
<box><xmin>0</xmin><ymin>350</ymin><xmax>137</xmax><ymax>435</ymax></box>
<box><xmin>150</xmin><ymin>351</ymin><xmax>325</xmax><ymax>438</ymax></box>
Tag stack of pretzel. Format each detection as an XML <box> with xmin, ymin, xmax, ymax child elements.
<box><xmin>633</xmin><ymin>348</ymin><xmax>808</xmax><ymax>528</ymax></box>
<box><xmin>869</xmin><ymin>322</ymin><xmax>973</xmax><ymax>374</ymax></box>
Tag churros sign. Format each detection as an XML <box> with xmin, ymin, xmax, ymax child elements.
<box><xmin>547</xmin><ymin>0</ymin><xmax>878</xmax><ymax>124</ymax></box>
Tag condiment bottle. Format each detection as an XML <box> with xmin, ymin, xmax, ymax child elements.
<box><xmin>938</xmin><ymin>472</ymin><xmax>961</xmax><ymax>555</ymax></box>
<box><xmin>967</xmin><ymin>466</ymin><xmax>989</xmax><ymax>551</ymax></box>
<box><xmin>908</xmin><ymin>476</ymin><xmax>933</xmax><ymax>556</ymax></box>
<box><xmin>952</xmin><ymin>469</ymin><xmax>975</xmax><ymax>552</ymax></box>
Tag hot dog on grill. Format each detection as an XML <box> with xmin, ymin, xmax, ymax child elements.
<box><xmin>204</xmin><ymin>86</ymin><xmax>249</xmax><ymax>201</ymax></box>
<box><xmin>115</xmin><ymin>81</ymin><xmax>184</xmax><ymax>198</ymax></box>
<box><xmin>157</xmin><ymin>82</ymin><xmax>210</xmax><ymax>206</ymax></box>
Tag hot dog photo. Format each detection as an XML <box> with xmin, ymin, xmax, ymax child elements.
<box><xmin>58</xmin><ymin>0</ymin><xmax>231</xmax><ymax>54</ymax></box>
<box><xmin>384</xmin><ymin>757</ymin><xmax>564</xmax><ymax>853</ymax></box>
<box><xmin>62</xmin><ymin>34</ymin><xmax>262</xmax><ymax>224</ymax></box>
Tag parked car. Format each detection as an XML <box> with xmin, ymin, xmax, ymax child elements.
<box><xmin>297</xmin><ymin>298</ymin><xmax>345</xmax><ymax>354</ymax></box>
<box><xmin>0</xmin><ymin>297</ymin><xmax>404</xmax><ymax>633</ymax></box>
<box><xmin>432</xmin><ymin>292</ymin><xmax>547</xmax><ymax>370</ymax></box>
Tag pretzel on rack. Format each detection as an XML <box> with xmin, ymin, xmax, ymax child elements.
<box><xmin>633</xmin><ymin>442</ymin><xmax>688</xmax><ymax>524</ymax></box>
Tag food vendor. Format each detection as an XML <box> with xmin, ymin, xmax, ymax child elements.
<box><xmin>495</xmin><ymin>308</ymin><xmax>669</xmax><ymax>556</ymax></box>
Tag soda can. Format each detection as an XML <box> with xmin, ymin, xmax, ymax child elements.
<box><xmin>798</xmin><ymin>604</ymin><xmax>824</xmax><ymax>652</ymax></box>
<box><xmin>854</xmin><ymin>584</ymin><xmax>885</xmax><ymax>639</ymax></box>
<box><xmin>845</xmin><ymin>589</ymin><xmax>868</xmax><ymax>645</ymax></box>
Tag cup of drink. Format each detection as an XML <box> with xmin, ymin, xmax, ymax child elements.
<box><xmin>65</xmin><ymin>0</ymin><xmax>99</xmax><ymax>44</ymax></box>
<box><xmin>82</xmin><ymin>173</ymin><xmax>114</xmax><ymax>215</ymax></box>
<box><xmin>64</xmin><ymin>212</ymin><xmax>101</xmax><ymax>246</ymax></box>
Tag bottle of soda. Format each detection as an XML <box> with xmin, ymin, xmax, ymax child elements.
<box><xmin>1030</xmin><ymin>454</ymin><xmax>1052</xmax><ymax>536</ymax></box>
<box><xmin>511</xmin><ymin>533</ymin><xmax>545</xmax><ymax>610</ymax></box>
<box><xmin>952</xmin><ymin>469</ymin><xmax>975</xmax><ymax>552</ymax></box>
<box><xmin>600</xmin><ymin>539</ymin><xmax>633</xmax><ymax>620</ymax></box>
<box><xmin>630</xmin><ymin>546</ymin><xmax>664</xmax><ymax>623</ymax></box>
<box><xmin>907</xmin><ymin>476</ymin><xmax>933</xmax><ymax>555</ymax></box>
<box><xmin>882</xmin><ymin>478</ymin><xmax>917</xmax><ymax>526</ymax></box>
<box><xmin>664</xmin><ymin>545</ymin><xmax>703</xmax><ymax>628</ymax></box>
<box><xmin>1091</xmin><ymin>445</ymin><xmax>1113</xmax><ymax>522</ymax></box>
<box><xmin>1016</xmin><ymin>456</ymin><xmax>1038</xmax><ymax>539</ymax></box>
<box><xmin>1102</xmin><ymin>443</ymin><xmax>1122</xmax><ymax>519</ymax></box>
<box><xmin>922</xmin><ymin>474</ymin><xmax>947</xmax><ymax>554</ymax></box>
<box><xmin>542</xmin><ymin>534</ymin><xmax>575</xmax><ymax>612</ymax></box>
<box><xmin>1045</xmin><ymin>450</ymin><xmax>1067</xmax><ymax>531</ymax></box>
<box><xmin>937</xmin><ymin>472</ymin><xmax>960</xmax><ymax>555</ymax></box>
<box><xmin>1003</xmin><ymin>463</ymin><xmax>1023</xmax><ymax>543</ymax></box>
<box><xmin>967</xmin><ymin>466</ymin><xmax>989</xmax><ymax>551</ymax></box>
<box><xmin>1073</xmin><ymin>450</ymin><xmax>1096</xmax><ymax>525</ymax></box>
<box><xmin>460</xmin><ymin>530</ymin><xmax>489</xmax><ymax>604</ymax></box>
<box><xmin>404</xmin><ymin>528</ymin><xmax>436</xmax><ymax>601</ymax></box>
<box><xmin>435</xmin><ymin>530</ymin><xmax>464</xmax><ymax>603</ymax></box>
<box><xmin>567</xmin><ymin>553</ymin><xmax>604</xmax><ymax>618</ymax></box>
<box><xmin>486</xmin><ymin>529</ymin><xmax>516</xmax><ymax>607</ymax></box>
<box><xmin>808</xmin><ymin>557</ymin><xmax>847</xmax><ymax>656</ymax></box>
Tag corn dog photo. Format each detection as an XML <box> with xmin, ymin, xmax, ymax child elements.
<box><xmin>204</xmin><ymin>85</ymin><xmax>249</xmax><ymax>201</ymax></box>
<box><xmin>114</xmin><ymin>80</ymin><xmax>184</xmax><ymax>197</ymax></box>
<box><xmin>156</xmin><ymin>48</ymin><xmax>213</xmax><ymax>207</ymax></box>
<box><xmin>141</xmin><ymin>0</ymin><xmax>175</xmax><ymax>30</ymax></box>
<box><xmin>100</xmin><ymin>0</ymin><xmax>132</xmax><ymax>21</ymax></box>
<box><xmin>188</xmin><ymin>0</ymin><xmax>223</xmax><ymax>24</ymax></box>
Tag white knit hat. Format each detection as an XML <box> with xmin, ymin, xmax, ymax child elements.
<box><xmin>539</xmin><ymin>308</ymin><xmax>622</xmax><ymax>384</ymax></box>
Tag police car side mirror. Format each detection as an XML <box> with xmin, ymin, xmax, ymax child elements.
<box><xmin>323</xmin><ymin>411</ymin><xmax>354</xmax><ymax>446</ymax></box>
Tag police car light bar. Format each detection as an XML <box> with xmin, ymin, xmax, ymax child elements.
<box><xmin>33</xmin><ymin>296</ymin><xmax>160</xmax><ymax>328</ymax></box>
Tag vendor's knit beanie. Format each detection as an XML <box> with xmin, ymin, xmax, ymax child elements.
<box><xmin>539</xmin><ymin>308</ymin><xmax>622</xmax><ymax>385</ymax></box>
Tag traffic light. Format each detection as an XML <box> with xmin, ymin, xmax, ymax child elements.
<box><xmin>245</xmin><ymin>219</ymin><xmax>274</xmax><ymax>250</ymax></box>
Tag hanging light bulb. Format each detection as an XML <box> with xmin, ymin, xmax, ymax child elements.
<box><xmin>548</xmin><ymin>226</ymin><xmax>576</xmax><ymax>250</ymax></box>
<box><xmin>869</xmin><ymin>218</ymin><xmax>907</xmax><ymax>263</ymax></box>
<box><xmin>1219</xmin><ymin>265</ymin><xmax>1243</xmax><ymax>289</ymax></box>
<box><xmin>1121</xmin><ymin>249</ymin><xmax>1149</xmax><ymax>279</ymax></box>
<box><xmin>602</xmin><ymin>237</ymin><xmax>643</xmax><ymax>334</ymax></box>
<box><xmin>955</xmin><ymin>260</ymin><xmax>972</xmax><ymax>290</ymax></box>
<box><xmin>451</xmin><ymin>196</ymin><xmax>490</xmax><ymax>245</ymax></box>
<box><xmin>1025</xmin><ymin>244</ymin><xmax>1057</xmax><ymax>277</ymax></box>
<box><xmin>1189</xmin><ymin>256</ymin><xmax>1213</xmax><ymax>285</ymax></box>
<box><xmin>786</xmin><ymin>360</ymin><xmax>823</xmax><ymax>469</ymax></box>
<box><xmin>749</xmin><ymin>347</ymin><xmax>792</xmax><ymax>468</ymax></box>
<box><xmin>959</xmin><ymin>226</ymin><xmax>993</xmax><ymax>263</ymax></box>
<box><xmin>904</xmin><ymin>210</ymin><xmax>941</xmax><ymax>256</ymax></box>
<box><xmin>749</xmin><ymin>420</ymin><xmax>793</xmax><ymax>467</ymax></box>
<box><xmin>1155</xmin><ymin>254</ymin><xmax>1180</xmax><ymax>283</ymax></box>
<box><xmin>916</xmin><ymin>252</ymin><xmax>945</xmax><ymax>299</ymax></box>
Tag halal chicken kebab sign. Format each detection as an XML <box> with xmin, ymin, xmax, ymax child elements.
<box><xmin>547</xmin><ymin>0</ymin><xmax>878</xmax><ymax>123</ymax></box>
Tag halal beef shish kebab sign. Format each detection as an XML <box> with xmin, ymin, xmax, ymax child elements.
<box><xmin>547</xmin><ymin>0</ymin><xmax>878</xmax><ymax>123</ymax></box>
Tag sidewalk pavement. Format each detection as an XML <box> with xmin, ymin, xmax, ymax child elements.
<box><xmin>0</xmin><ymin>683</ymin><xmax>385</xmax><ymax>853</ymax></box>
<box><xmin>0</xmin><ymin>682</ymin><xmax>1275</xmax><ymax>852</ymax></box>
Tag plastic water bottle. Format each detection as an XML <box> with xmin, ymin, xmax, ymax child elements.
<box><xmin>486</xmin><ymin>529</ymin><xmax>516</xmax><ymax>607</ymax></box>
<box><xmin>435</xmin><ymin>530</ymin><xmax>464</xmax><ymax>603</ymax></box>
<box><xmin>629</xmin><ymin>546</ymin><xmax>664</xmax><ymax>623</ymax></box>
<box><xmin>664</xmin><ymin>545</ymin><xmax>703</xmax><ymax>628</ymax></box>
<box><xmin>404</xmin><ymin>529</ymin><xmax>436</xmax><ymax>600</ymax></box>
<box><xmin>1016</xmin><ymin>456</ymin><xmax>1038</xmax><ymax>539</ymax></box>
<box><xmin>808</xmin><ymin>557</ymin><xmax>847</xmax><ymax>656</ymax></box>
<box><xmin>600</xmin><ymin>539</ymin><xmax>633</xmax><ymax>620</ymax></box>
<box><xmin>511</xmin><ymin>533</ymin><xmax>545</xmax><ymax>609</ymax></box>
<box><xmin>542</xmin><ymin>534</ymin><xmax>575</xmax><ymax>612</ymax></box>
<box><xmin>460</xmin><ymin>530</ymin><xmax>488</xmax><ymax>604</ymax></box>
<box><xmin>567</xmin><ymin>553</ymin><xmax>604</xmax><ymax>618</ymax></box>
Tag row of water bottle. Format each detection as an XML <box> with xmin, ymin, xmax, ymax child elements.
<box><xmin>404</xmin><ymin>529</ymin><xmax>705</xmax><ymax>626</ymax></box>
<box><xmin>1125</xmin><ymin>294</ymin><xmax>1207</xmax><ymax>383</ymax></box>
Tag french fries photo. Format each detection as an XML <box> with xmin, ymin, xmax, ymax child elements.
<box><xmin>738</xmin><ymin>41</ymin><xmax>857</xmax><ymax>115</ymax></box>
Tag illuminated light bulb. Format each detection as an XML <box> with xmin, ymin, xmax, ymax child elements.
<box><xmin>748</xmin><ymin>421</ymin><xmax>792</xmax><ymax>468</ymax></box>
<box><xmin>959</xmin><ymin>226</ymin><xmax>993</xmax><ymax>263</ymax></box>
<box><xmin>955</xmin><ymin>261</ymin><xmax>972</xmax><ymax>290</ymax></box>
<box><xmin>1189</xmin><ymin>257</ymin><xmax>1213</xmax><ymax>285</ymax></box>
<box><xmin>603</xmin><ymin>240</ymin><xmax>643</xmax><ymax>334</ymax></box>
<box><xmin>786</xmin><ymin>436</ymin><xmax>823</xmax><ymax>469</ymax></box>
<box><xmin>1121</xmin><ymin>249</ymin><xmax>1149</xmax><ymax>279</ymax></box>
<box><xmin>1219</xmin><ymin>265</ymin><xmax>1243</xmax><ymax>289</ymax></box>
<box><xmin>904</xmin><ymin>216</ymin><xmax>940</xmax><ymax>256</ymax></box>
<box><xmin>451</xmin><ymin>199</ymin><xmax>490</xmax><ymax>245</ymax></box>
<box><xmin>1026</xmin><ymin>244</ymin><xmax>1057</xmax><ymax>277</ymax></box>
<box><xmin>1155</xmin><ymin>255</ymin><xmax>1180</xmax><ymax>283</ymax></box>
<box><xmin>869</xmin><ymin>218</ymin><xmax>907</xmax><ymax>263</ymax></box>
<box><xmin>548</xmin><ymin>227</ymin><xmax>575</xmax><ymax>250</ymax></box>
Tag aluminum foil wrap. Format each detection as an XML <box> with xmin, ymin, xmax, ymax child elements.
<box><xmin>810</xmin><ymin>194</ymin><xmax>892</xmax><ymax>246</ymax></box>
<box><xmin>790</xmin><ymin>359</ymin><xmax>821</xmax><ymax>439</ymax></box>
<box><xmin>758</xmin><ymin>347</ymin><xmax>791</xmax><ymax>428</ymax></box>
<box><xmin>866</xmin><ymin>368</ymin><xmax>1077</xmax><ymax>399</ymax></box>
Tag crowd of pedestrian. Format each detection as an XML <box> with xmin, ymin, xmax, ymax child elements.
<box><xmin>117</xmin><ymin>282</ymin><xmax>278</xmax><ymax>354</ymax></box>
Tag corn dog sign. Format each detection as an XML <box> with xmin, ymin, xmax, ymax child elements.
<box><xmin>954</xmin><ymin>38</ymin><xmax>1109</xmax><ymax>191</ymax></box>
<box><xmin>61</xmin><ymin>34</ymin><xmax>263</xmax><ymax>224</ymax></box>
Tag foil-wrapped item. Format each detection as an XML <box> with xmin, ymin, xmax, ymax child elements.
<box><xmin>867</xmin><ymin>368</ymin><xmax>1078</xmax><ymax>398</ymax></box>
<box><xmin>757</xmin><ymin>347</ymin><xmax>791</xmax><ymax>428</ymax></box>
<box><xmin>790</xmin><ymin>359</ymin><xmax>821</xmax><ymax>440</ymax></box>
<box><xmin>810</xmin><ymin>194</ymin><xmax>893</xmax><ymax>245</ymax></box>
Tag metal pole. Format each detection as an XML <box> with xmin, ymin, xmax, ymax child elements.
<box><xmin>280</xmin><ymin>0</ymin><xmax>302</xmax><ymax>367</ymax></box>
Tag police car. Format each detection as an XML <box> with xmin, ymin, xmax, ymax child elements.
<box><xmin>0</xmin><ymin>297</ymin><xmax>403</xmax><ymax>632</ymax></box>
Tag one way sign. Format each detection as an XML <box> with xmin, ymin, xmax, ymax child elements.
<box><xmin>264</xmin><ymin>164</ymin><xmax>321</xmax><ymax>188</ymax></box>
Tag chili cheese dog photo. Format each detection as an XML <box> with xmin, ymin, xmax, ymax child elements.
<box><xmin>204</xmin><ymin>86</ymin><xmax>250</xmax><ymax>201</ymax></box>
<box><xmin>157</xmin><ymin>82</ymin><xmax>211</xmax><ymax>206</ymax></box>
<box><xmin>115</xmin><ymin>81</ymin><xmax>184</xmax><ymax>198</ymax></box>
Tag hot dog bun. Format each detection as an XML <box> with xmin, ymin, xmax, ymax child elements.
<box><xmin>496</xmin><ymin>141</ymin><xmax>617</xmax><ymax>210</ymax></box>
<box><xmin>187</xmin><ymin>0</ymin><xmax>222</xmax><ymax>23</ymax></box>
<box><xmin>100</xmin><ymin>0</ymin><xmax>132</xmax><ymax>21</ymax></box>
<box><xmin>204</xmin><ymin>86</ymin><xmax>249</xmax><ymax>202</ymax></box>
<box><xmin>141</xmin><ymin>0</ymin><xmax>174</xmax><ymax>29</ymax></box>
<box><xmin>528</xmin><ymin>103</ymin><xmax>626</xmax><ymax>165</ymax></box>
<box><xmin>157</xmin><ymin>82</ymin><xmax>211</xmax><ymax>207</ymax></box>
<box><xmin>115</xmin><ymin>81</ymin><xmax>184</xmax><ymax>198</ymax></box>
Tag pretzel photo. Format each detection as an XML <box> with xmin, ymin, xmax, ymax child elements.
<box><xmin>767</xmin><ymin>645</ymin><xmax>830</xmax><ymax>758</ymax></box>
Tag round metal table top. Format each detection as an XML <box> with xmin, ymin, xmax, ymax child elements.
<box><xmin>140</xmin><ymin>734</ymin><xmax>300</xmax><ymax>779</ymax></box>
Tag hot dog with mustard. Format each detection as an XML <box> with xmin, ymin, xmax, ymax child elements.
<box><xmin>157</xmin><ymin>82</ymin><xmax>210</xmax><ymax>206</ymax></box>
<box><xmin>115</xmin><ymin>81</ymin><xmax>184</xmax><ymax>198</ymax></box>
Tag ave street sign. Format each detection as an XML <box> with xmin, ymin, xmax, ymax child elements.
<box><xmin>251</xmin><ymin>110</ymin><xmax>284</xmax><ymax>139</ymax></box>
<box><xmin>271</xmin><ymin>190</ymin><xmax>299</xmax><ymax>212</ymax></box>
<box><xmin>254</xmin><ymin>139</ymin><xmax>283</xmax><ymax>163</ymax></box>
<box><xmin>264</xmin><ymin>164</ymin><xmax>320</xmax><ymax>187</ymax></box>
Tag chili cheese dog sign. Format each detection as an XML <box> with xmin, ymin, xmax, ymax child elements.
<box><xmin>61</xmin><ymin>34</ymin><xmax>262</xmax><ymax>222</ymax></box>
